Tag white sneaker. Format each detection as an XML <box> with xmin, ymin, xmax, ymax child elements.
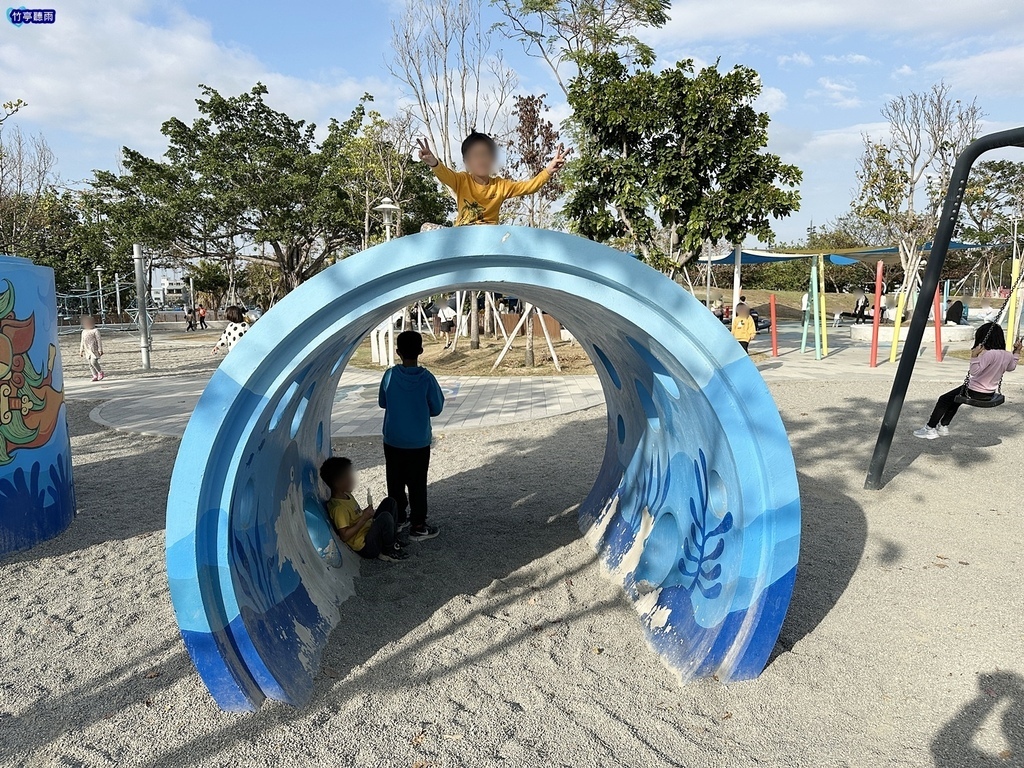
<box><xmin>914</xmin><ymin>426</ymin><xmax>939</xmax><ymax>440</ymax></box>
<box><xmin>936</xmin><ymin>425</ymin><xmax>949</xmax><ymax>436</ymax></box>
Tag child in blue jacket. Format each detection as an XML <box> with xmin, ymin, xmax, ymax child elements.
<box><xmin>378</xmin><ymin>331</ymin><xmax>445</xmax><ymax>540</ymax></box>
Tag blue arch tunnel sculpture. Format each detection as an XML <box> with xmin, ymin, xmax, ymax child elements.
<box><xmin>165</xmin><ymin>226</ymin><xmax>801</xmax><ymax>712</ymax></box>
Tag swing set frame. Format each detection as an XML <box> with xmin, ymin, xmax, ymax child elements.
<box><xmin>865</xmin><ymin>126</ymin><xmax>1024</xmax><ymax>489</ymax></box>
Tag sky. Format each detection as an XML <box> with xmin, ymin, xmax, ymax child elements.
<box><xmin>1</xmin><ymin>0</ymin><xmax>1023</xmax><ymax>244</ymax></box>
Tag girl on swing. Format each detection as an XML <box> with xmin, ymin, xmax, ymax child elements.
<box><xmin>915</xmin><ymin>322</ymin><xmax>1022</xmax><ymax>439</ymax></box>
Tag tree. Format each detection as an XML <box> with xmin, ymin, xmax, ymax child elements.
<box><xmin>0</xmin><ymin>98</ymin><xmax>26</xmax><ymax>127</ymax></box>
<box><xmin>493</xmin><ymin>0</ymin><xmax>671</xmax><ymax>96</ymax></box>
<box><xmin>388</xmin><ymin>0</ymin><xmax>518</xmax><ymax>167</ymax></box>
<box><xmin>0</xmin><ymin>126</ymin><xmax>57</xmax><ymax>257</ymax></box>
<box><xmin>185</xmin><ymin>259</ymin><xmax>230</xmax><ymax>316</ymax></box>
<box><xmin>564</xmin><ymin>53</ymin><xmax>801</xmax><ymax>270</ymax></box>
<box><xmin>960</xmin><ymin>160</ymin><xmax>1024</xmax><ymax>292</ymax></box>
<box><xmin>94</xmin><ymin>83</ymin><xmax>367</xmax><ymax>293</ymax></box>
<box><xmin>506</xmin><ymin>94</ymin><xmax>563</xmax><ymax>227</ymax></box>
<box><xmin>854</xmin><ymin>82</ymin><xmax>983</xmax><ymax>302</ymax></box>
<box><xmin>345</xmin><ymin>109</ymin><xmax>453</xmax><ymax>247</ymax></box>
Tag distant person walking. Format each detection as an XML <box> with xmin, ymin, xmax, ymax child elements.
<box><xmin>853</xmin><ymin>289</ymin><xmax>869</xmax><ymax>324</ymax></box>
<box><xmin>198</xmin><ymin>305</ymin><xmax>208</xmax><ymax>330</ymax></box>
<box><xmin>437</xmin><ymin>302</ymin><xmax>457</xmax><ymax>349</ymax></box>
<box><xmin>79</xmin><ymin>315</ymin><xmax>105</xmax><ymax>381</ymax></box>
<box><xmin>185</xmin><ymin>307</ymin><xmax>197</xmax><ymax>332</ymax></box>
<box><xmin>732</xmin><ymin>303</ymin><xmax>757</xmax><ymax>353</ymax></box>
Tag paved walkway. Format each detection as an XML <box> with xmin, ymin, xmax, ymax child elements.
<box><xmin>64</xmin><ymin>322</ymin><xmax>979</xmax><ymax>439</ymax></box>
<box><xmin>66</xmin><ymin>368</ymin><xmax>605</xmax><ymax>439</ymax></box>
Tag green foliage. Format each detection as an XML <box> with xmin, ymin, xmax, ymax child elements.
<box><xmin>93</xmin><ymin>83</ymin><xmax>369</xmax><ymax>291</ymax></box>
<box><xmin>564</xmin><ymin>53</ymin><xmax>801</xmax><ymax>270</ymax></box>
<box><xmin>493</xmin><ymin>0</ymin><xmax>671</xmax><ymax>93</ymax></box>
<box><xmin>185</xmin><ymin>259</ymin><xmax>230</xmax><ymax>311</ymax></box>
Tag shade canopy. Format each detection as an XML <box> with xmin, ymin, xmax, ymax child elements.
<box><xmin>696</xmin><ymin>241</ymin><xmax>991</xmax><ymax>267</ymax></box>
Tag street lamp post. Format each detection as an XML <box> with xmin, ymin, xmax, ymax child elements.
<box><xmin>374</xmin><ymin>197</ymin><xmax>400</xmax><ymax>242</ymax></box>
<box><xmin>373</xmin><ymin>198</ymin><xmax>402</xmax><ymax>366</ymax></box>
<box><xmin>95</xmin><ymin>267</ymin><xmax>105</xmax><ymax>323</ymax></box>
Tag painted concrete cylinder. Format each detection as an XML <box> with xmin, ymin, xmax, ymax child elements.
<box><xmin>166</xmin><ymin>227</ymin><xmax>800</xmax><ymax>712</ymax></box>
<box><xmin>0</xmin><ymin>256</ymin><xmax>75</xmax><ymax>554</ymax></box>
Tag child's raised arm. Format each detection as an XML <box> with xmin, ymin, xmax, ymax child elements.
<box><xmin>504</xmin><ymin>144</ymin><xmax>573</xmax><ymax>198</ymax></box>
<box><xmin>418</xmin><ymin>138</ymin><xmax>459</xmax><ymax>191</ymax></box>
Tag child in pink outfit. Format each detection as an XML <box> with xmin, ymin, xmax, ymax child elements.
<box><xmin>79</xmin><ymin>316</ymin><xmax>105</xmax><ymax>381</ymax></box>
<box><xmin>915</xmin><ymin>322</ymin><xmax>1020</xmax><ymax>439</ymax></box>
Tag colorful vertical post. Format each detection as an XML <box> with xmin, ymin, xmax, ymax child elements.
<box><xmin>810</xmin><ymin>258</ymin><xmax>822</xmax><ymax>361</ymax></box>
<box><xmin>1007</xmin><ymin>255</ymin><xmax>1021</xmax><ymax>351</ymax></box>
<box><xmin>933</xmin><ymin>285</ymin><xmax>943</xmax><ymax>362</ymax></box>
<box><xmin>869</xmin><ymin>259</ymin><xmax>884</xmax><ymax>368</ymax></box>
<box><xmin>800</xmin><ymin>262</ymin><xmax>811</xmax><ymax>354</ymax></box>
<box><xmin>818</xmin><ymin>254</ymin><xmax>829</xmax><ymax>357</ymax></box>
<box><xmin>769</xmin><ymin>294</ymin><xmax>779</xmax><ymax>357</ymax></box>
<box><xmin>889</xmin><ymin>291</ymin><xmax>907</xmax><ymax>364</ymax></box>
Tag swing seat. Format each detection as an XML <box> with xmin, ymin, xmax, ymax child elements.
<box><xmin>954</xmin><ymin>392</ymin><xmax>1005</xmax><ymax>408</ymax></box>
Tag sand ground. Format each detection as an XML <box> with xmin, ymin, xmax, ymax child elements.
<box><xmin>1</xmin><ymin>334</ymin><xmax>1022</xmax><ymax>767</ymax></box>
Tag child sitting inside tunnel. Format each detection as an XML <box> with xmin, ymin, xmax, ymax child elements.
<box><xmin>320</xmin><ymin>457</ymin><xmax>408</xmax><ymax>562</ymax></box>
<box><xmin>417</xmin><ymin>132</ymin><xmax>570</xmax><ymax>226</ymax></box>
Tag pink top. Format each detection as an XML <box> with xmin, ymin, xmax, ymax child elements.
<box><xmin>968</xmin><ymin>348</ymin><xmax>1019</xmax><ymax>393</ymax></box>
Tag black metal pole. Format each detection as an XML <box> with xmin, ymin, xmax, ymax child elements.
<box><xmin>865</xmin><ymin>127</ymin><xmax>1024</xmax><ymax>489</ymax></box>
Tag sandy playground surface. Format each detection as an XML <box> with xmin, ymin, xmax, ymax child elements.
<box><xmin>0</xmin><ymin>332</ymin><xmax>1022</xmax><ymax>766</ymax></box>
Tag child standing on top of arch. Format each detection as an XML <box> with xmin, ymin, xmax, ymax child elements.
<box><xmin>417</xmin><ymin>133</ymin><xmax>571</xmax><ymax>226</ymax></box>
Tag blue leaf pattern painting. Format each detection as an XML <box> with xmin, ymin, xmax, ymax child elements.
<box><xmin>679</xmin><ymin>450</ymin><xmax>732</xmax><ymax>600</ymax></box>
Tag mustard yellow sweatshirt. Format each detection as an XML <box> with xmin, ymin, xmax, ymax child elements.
<box><xmin>732</xmin><ymin>316</ymin><xmax>757</xmax><ymax>344</ymax></box>
<box><xmin>431</xmin><ymin>162</ymin><xmax>551</xmax><ymax>226</ymax></box>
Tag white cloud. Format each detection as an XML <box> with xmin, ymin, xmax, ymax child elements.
<box><xmin>650</xmin><ymin>0</ymin><xmax>1024</xmax><ymax>43</ymax></box>
<box><xmin>777</xmin><ymin>52</ymin><xmax>813</xmax><ymax>68</ymax></box>
<box><xmin>823</xmin><ymin>54</ymin><xmax>876</xmax><ymax>65</ymax></box>
<box><xmin>766</xmin><ymin>121</ymin><xmax>890</xmax><ymax>241</ymax></box>
<box><xmin>0</xmin><ymin>0</ymin><xmax>394</xmax><ymax>161</ymax></box>
<box><xmin>756</xmin><ymin>86</ymin><xmax>788</xmax><ymax>113</ymax></box>
<box><xmin>892</xmin><ymin>64</ymin><xmax>916</xmax><ymax>78</ymax></box>
<box><xmin>928</xmin><ymin>45</ymin><xmax>1024</xmax><ymax>96</ymax></box>
<box><xmin>807</xmin><ymin>77</ymin><xmax>862</xmax><ymax>109</ymax></box>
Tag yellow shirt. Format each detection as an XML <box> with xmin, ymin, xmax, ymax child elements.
<box><xmin>326</xmin><ymin>495</ymin><xmax>369</xmax><ymax>551</ymax></box>
<box><xmin>431</xmin><ymin>163</ymin><xmax>551</xmax><ymax>226</ymax></box>
<box><xmin>732</xmin><ymin>316</ymin><xmax>757</xmax><ymax>343</ymax></box>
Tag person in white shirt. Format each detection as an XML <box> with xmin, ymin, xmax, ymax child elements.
<box><xmin>213</xmin><ymin>306</ymin><xmax>249</xmax><ymax>355</ymax></box>
<box><xmin>79</xmin><ymin>315</ymin><xmax>105</xmax><ymax>381</ymax></box>
<box><xmin>436</xmin><ymin>302</ymin><xmax>457</xmax><ymax>349</ymax></box>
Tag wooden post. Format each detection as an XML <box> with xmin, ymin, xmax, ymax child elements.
<box><xmin>524</xmin><ymin>301</ymin><xmax>535</xmax><ymax>367</ymax></box>
<box><xmin>933</xmin><ymin>285</ymin><xmax>943</xmax><ymax>362</ymax></box>
<box><xmin>536</xmin><ymin>309</ymin><xmax>561</xmax><ymax>372</ymax></box>
<box><xmin>486</xmin><ymin>293</ymin><xmax>509</xmax><ymax>342</ymax></box>
<box><xmin>470</xmin><ymin>290</ymin><xmax>480</xmax><ymax>350</ymax></box>
<box><xmin>769</xmin><ymin>294</ymin><xmax>778</xmax><ymax>357</ymax></box>
<box><xmin>869</xmin><ymin>259</ymin><xmax>884</xmax><ymax>368</ymax></box>
<box><xmin>492</xmin><ymin>309</ymin><xmax>532</xmax><ymax>370</ymax></box>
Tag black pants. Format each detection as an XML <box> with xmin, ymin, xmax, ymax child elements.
<box><xmin>383</xmin><ymin>443</ymin><xmax>430</xmax><ymax>529</ymax></box>
<box><xmin>358</xmin><ymin>498</ymin><xmax>398</xmax><ymax>559</ymax></box>
<box><xmin>928</xmin><ymin>387</ymin><xmax>993</xmax><ymax>428</ymax></box>
<box><xmin>199</xmin><ymin>316</ymin><xmax>208</xmax><ymax>329</ymax></box>
<box><xmin>738</xmin><ymin>340</ymin><xmax>749</xmax><ymax>353</ymax></box>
